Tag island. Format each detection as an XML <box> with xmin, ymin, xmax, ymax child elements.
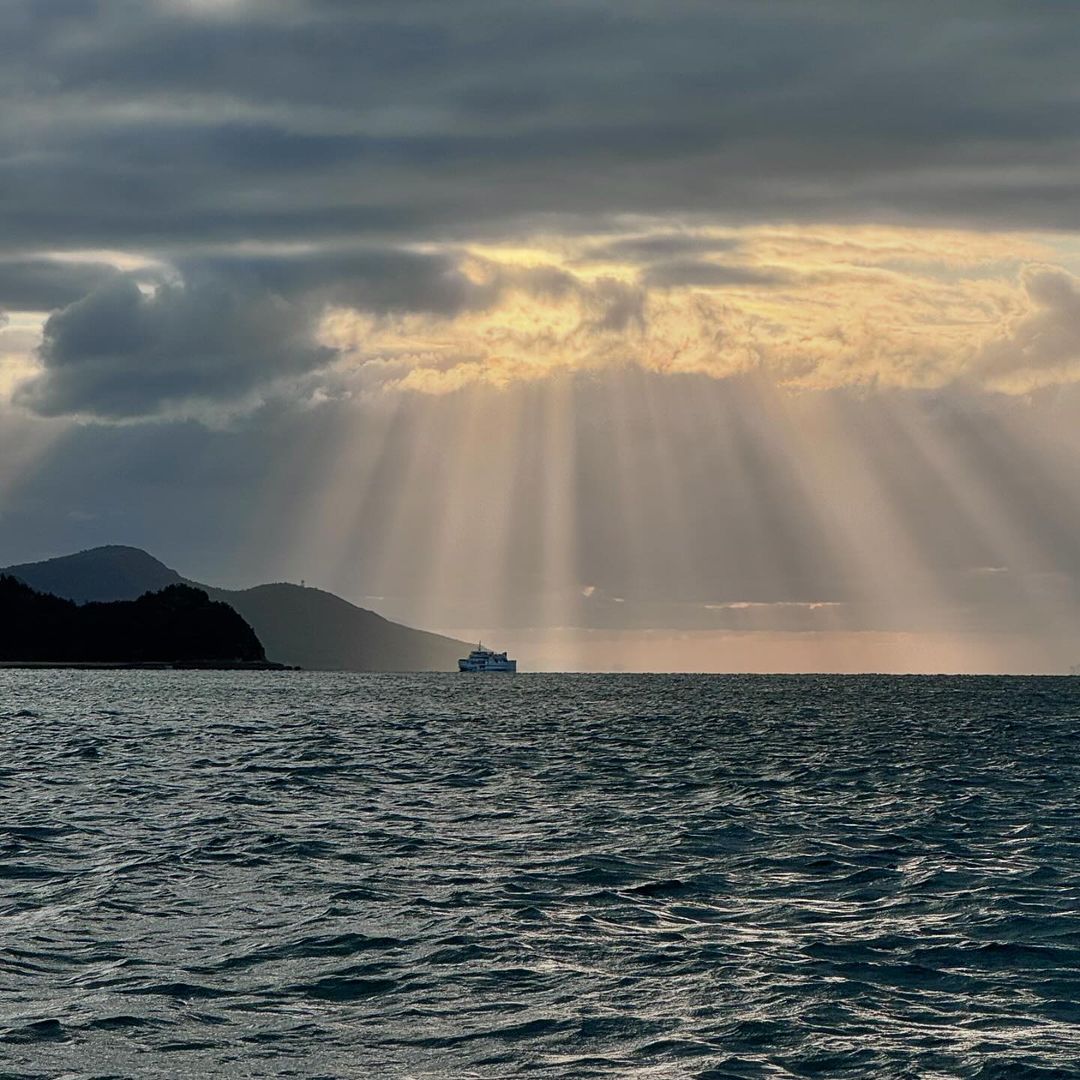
<box><xmin>0</xmin><ymin>575</ymin><xmax>286</xmax><ymax>669</ymax></box>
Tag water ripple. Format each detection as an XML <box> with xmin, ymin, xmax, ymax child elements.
<box><xmin>1</xmin><ymin>671</ymin><xmax>1080</xmax><ymax>1077</ymax></box>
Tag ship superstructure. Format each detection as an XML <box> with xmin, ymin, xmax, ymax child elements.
<box><xmin>458</xmin><ymin>644</ymin><xmax>517</xmax><ymax>672</ymax></box>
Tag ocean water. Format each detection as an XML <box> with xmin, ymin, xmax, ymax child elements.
<box><xmin>2</xmin><ymin>672</ymin><xmax>1080</xmax><ymax>1079</ymax></box>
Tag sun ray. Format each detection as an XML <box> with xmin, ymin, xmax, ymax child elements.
<box><xmin>533</xmin><ymin>376</ymin><xmax>582</xmax><ymax>670</ymax></box>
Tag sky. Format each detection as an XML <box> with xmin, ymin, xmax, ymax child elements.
<box><xmin>4</xmin><ymin>1</ymin><xmax>1080</xmax><ymax>671</ymax></box>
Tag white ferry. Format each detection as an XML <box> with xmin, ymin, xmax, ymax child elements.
<box><xmin>458</xmin><ymin>644</ymin><xmax>517</xmax><ymax>673</ymax></box>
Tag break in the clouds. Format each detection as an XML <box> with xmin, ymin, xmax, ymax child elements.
<box><xmin>12</xmin><ymin>224</ymin><xmax>1076</xmax><ymax>418</ymax></box>
<box><xmin>3</xmin><ymin>2</ymin><xmax>1080</xmax><ymax>417</ymax></box>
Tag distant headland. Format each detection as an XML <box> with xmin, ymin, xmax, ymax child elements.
<box><xmin>0</xmin><ymin>575</ymin><xmax>286</xmax><ymax>668</ymax></box>
<box><xmin>0</xmin><ymin>546</ymin><xmax>470</xmax><ymax>671</ymax></box>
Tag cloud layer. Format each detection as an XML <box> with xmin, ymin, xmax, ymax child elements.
<box><xmin>3</xmin><ymin>2</ymin><xmax>1080</xmax><ymax>417</ymax></box>
<box><xmin>5</xmin><ymin>0</ymin><xmax>1080</xmax><ymax>249</ymax></box>
<box><xmin>10</xmin><ymin>224</ymin><xmax>1080</xmax><ymax>418</ymax></box>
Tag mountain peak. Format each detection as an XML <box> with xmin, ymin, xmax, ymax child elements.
<box><xmin>4</xmin><ymin>545</ymin><xmax>183</xmax><ymax>603</ymax></box>
<box><xmin>73</xmin><ymin>544</ymin><xmax>159</xmax><ymax>556</ymax></box>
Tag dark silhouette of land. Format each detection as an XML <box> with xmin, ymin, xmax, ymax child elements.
<box><xmin>0</xmin><ymin>576</ymin><xmax>267</xmax><ymax>665</ymax></box>
<box><xmin>2</xmin><ymin>546</ymin><xmax>470</xmax><ymax>671</ymax></box>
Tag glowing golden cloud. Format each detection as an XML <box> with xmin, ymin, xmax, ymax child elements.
<box><xmin>317</xmin><ymin>224</ymin><xmax>1064</xmax><ymax>396</ymax></box>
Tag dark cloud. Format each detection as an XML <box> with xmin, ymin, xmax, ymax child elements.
<box><xmin>586</xmin><ymin>234</ymin><xmax>741</xmax><ymax>264</ymax></box>
<box><xmin>2</xmin><ymin>0</ymin><xmax>1080</xmax><ymax>263</ymax></box>
<box><xmin>643</xmin><ymin>261</ymin><xmax>794</xmax><ymax>289</ymax></box>
<box><xmin>185</xmin><ymin>249</ymin><xmax>500</xmax><ymax>316</ymax></box>
<box><xmin>9</xmin><ymin>247</ymin><xmax>606</xmax><ymax>420</ymax></box>
<box><xmin>583</xmin><ymin>279</ymin><xmax>646</xmax><ymax>333</ymax></box>
<box><xmin>0</xmin><ymin>259</ymin><xmax>120</xmax><ymax>313</ymax></box>
<box><xmin>15</xmin><ymin>275</ymin><xmax>333</xmax><ymax>420</ymax></box>
<box><xmin>190</xmin><ymin>248</ymin><xmax>586</xmax><ymax>317</ymax></box>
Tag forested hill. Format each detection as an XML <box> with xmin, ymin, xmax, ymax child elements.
<box><xmin>0</xmin><ymin>577</ymin><xmax>266</xmax><ymax>663</ymax></box>
<box><xmin>3</xmin><ymin>546</ymin><xmax>470</xmax><ymax>670</ymax></box>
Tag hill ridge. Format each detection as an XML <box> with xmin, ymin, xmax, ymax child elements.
<box><xmin>2</xmin><ymin>546</ymin><xmax>468</xmax><ymax>671</ymax></box>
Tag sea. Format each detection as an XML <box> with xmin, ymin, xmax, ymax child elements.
<box><xmin>2</xmin><ymin>671</ymin><xmax>1080</xmax><ymax>1079</ymax></box>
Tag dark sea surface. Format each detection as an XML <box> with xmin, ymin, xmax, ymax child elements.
<box><xmin>2</xmin><ymin>672</ymin><xmax>1080</xmax><ymax>1079</ymax></box>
